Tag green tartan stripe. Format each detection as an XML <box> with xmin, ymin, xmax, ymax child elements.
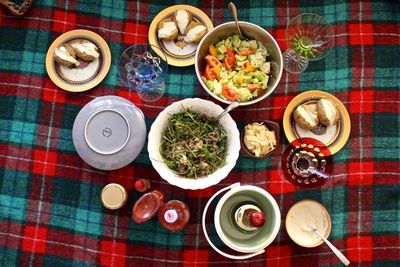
<box><xmin>373</xmin><ymin>210</ymin><xmax>400</xmax><ymax>233</ymax></box>
<box><xmin>43</xmin><ymin>255</ymin><xmax>97</xmax><ymax>267</ymax></box>
<box><xmin>50</xmin><ymin>203</ymin><xmax>104</xmax><ymax>236</ymax></box>
<box><xmin>127</xmin><ymin>220</ymin><xmax>186</xmax><ymax>248</ymax></box>
<box><xmin>71</xmin><ymin>0</ymin><xmax>128</xmax><ymax>20</ymax></box>
<box><xmin>0</xmin><ymin>119</ymin><xmax>38</xmax><ymax>147</ymax></box>
<box><xmin>0</xmin><ymin>247</ymin><xmax>18</xmax><ymax>266</ymax></box>
<box><xmin>372</xmin><ymin>2</ymin><xmax>400</xmax><ymax>22</ymax></box>
<box><xmin>0</xmin><ymin>195</ymin><xmax>28</xmax><ymax>222</ymax></box>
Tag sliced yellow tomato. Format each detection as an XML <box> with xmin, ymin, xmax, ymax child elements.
<box><xmin>213</xmin><ymin>65</ymin><xmax>221</xmax><ymax>77</ymax></box>
<box><xmin>209</xmin><ymin>45</ymin><xmax>218</xmax><ymax>58</ymax></box>
<box><xmin>244</xmin><ymin>64</ymin><xmax>257</xmax><ymax>73</ymax></box>
<box><xmin>235</xmin><ymin>75</ymin><xmax>243</xmax><ymax>85</ymax></box>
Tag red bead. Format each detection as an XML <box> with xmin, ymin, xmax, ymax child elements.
<box><xmin>249</xmin><ymin>211</ymin><xmax>265</xmax><ymax>227</ymax></box>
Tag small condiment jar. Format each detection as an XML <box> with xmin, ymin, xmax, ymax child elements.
<box><xmin>134</xmin><ymin>179</ymin><xmax>151</xmax><ymax>193</ymax></box>
<box><xmin>132</xmin><ymin>190</ymin><xmax>164</xmax><ymax>224</ymax></box>
<box><xmin>233</xmin><ymin>204</ymin><xmax>265</xmax><ymax>232</ymax></box>
<box><xmin>101</xmin><ymin>183</ymin><xmax>128</xmax><ymax>210</ymax></box>
<box><xmin>158</xmin><ymin>200</ymin><xmax>190</xmax><ymax>232</ymax></box>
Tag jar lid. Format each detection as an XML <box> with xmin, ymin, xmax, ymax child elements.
<box><xmin>101</xmin><ymin>183</ymin><xmax>128</xmax><ymax>210</ymax></box>
<box><xmin>132</xmin><ymin>190</ymin><xmax>164</xmax><ymax>224</ymax></box>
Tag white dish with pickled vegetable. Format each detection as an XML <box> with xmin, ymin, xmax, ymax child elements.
<box><xmin>195</xmin><ymin>22</ymin><xmax>283</xmax><ymax>106</ymax></box>
<box><xmin>148</xmin><ymin>98</ymin><xmax>240</xmax><ymax>190</ymax></box>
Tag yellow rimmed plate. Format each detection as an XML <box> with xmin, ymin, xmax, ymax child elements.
<box><xmin>45</xmin><ymin>29</ymin><xmax>111</xmax><ymax>92</ymax></box>
<box><xmin>148</xmin><ymin>5</ymin><xmax>213</xmax><ymax>67</ymax></box>
<box><xmin>283</xmin><ymin>90</ymin><xmax>351</xmax><ymax>155</ymax></box>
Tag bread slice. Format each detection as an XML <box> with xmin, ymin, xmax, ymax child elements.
<box><xmin>184</xmin><ymin>21</ymin><xmax>207</xmax><ymax>43</ymax></box>
<box><xmin>173</xmin><ymin>9</ymin><xmax>192</xmax><ymax>35</ymax></box>
<box><xmin>70</xmin><ymin>41</ymin><xmax>99</xmax><ymax>61</ymax></box>
<box><xmin>54</xmin><ymin>45</ymin><xmax>80</xmax><ymax>67</ymax></box>
<box><xmin>157</xmin><ymin>18</ymin><xmax>179</xmax><ymax>40</ymax></box>
<box><xmin>317</xmin><ymin>98</ymin><xmax>339</xmax><ymax>126</ymax></box>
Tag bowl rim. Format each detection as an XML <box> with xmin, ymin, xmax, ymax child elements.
<box><xmin>214</xmin><ymin>185</ymin><xmax>281</xmax><ymax>253</ymax></box>
<box><xmin>195</xmin><ymin>21</ymin><xmax>283</xmax><ymax>106</ymax></box>
<box><xmin>147</xmin><ymin>98</ymin><xmax>240</xmax><ymax>190</ymax></box>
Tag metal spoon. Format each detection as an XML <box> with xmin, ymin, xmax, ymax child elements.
<box><xmin>228</xmin><ymin>2</ymin><xmax>248</xmax><ymax>40</ymax></box>
<box><xmin>309</xmin><ymin>226</ymin><xmax>350</xmax><ymax>266</ymax></box>
<box><xmin>214</xmin><ymin>99</ymin><xmax>240</xmax><ymax>121</ymax></box>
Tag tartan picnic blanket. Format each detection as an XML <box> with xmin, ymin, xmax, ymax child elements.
<box><xmin>0</xmin><ymin>0</ymin><xmax>399</xmax><ymax>266</ymax></box>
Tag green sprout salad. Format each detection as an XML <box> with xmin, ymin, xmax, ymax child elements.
<box><xmin>201</xmin><ymin>34</ymin><xmax>271</xmax><ymax>102</ymax></box>
<box><xmin>160</xmin><ymin>110</ymin><xmax>227</xmax><ymax>179</ymax></box>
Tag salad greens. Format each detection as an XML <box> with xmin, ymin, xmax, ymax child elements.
<box><xmin>202</xmin><ymin>34</ymin><xmax>271</xmax><ymax>102</ymax></box>
<box><xmin>160</xmin><ymin>110</ymin><xmax>227</xmax><ymax>179</ymax></box>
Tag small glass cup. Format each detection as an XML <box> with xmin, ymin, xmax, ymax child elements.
<box><xmin>118</xmin><ymin>44</ymin><xmax>168</xmax><ymax>102</ymax></box>
<box><xmin>283</xmin><ymin>13</ymin><xmax>334</xmax><ymax>74</ymax></box>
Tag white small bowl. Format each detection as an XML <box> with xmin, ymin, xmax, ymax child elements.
<box><xmin>147</xmin><ymin>98</ymin><xmax>240</xmax><ymax>190</ymax></box>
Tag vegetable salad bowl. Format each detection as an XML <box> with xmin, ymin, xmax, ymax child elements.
<box><xmin>195</xmin><ymin>21</ymin><xmax>283</xmax><ymax>106</ymax></box>
<box><xmin>148</xmin><ymin>98</ymin><xmax>240</xmax><ymax>190</ymax></box>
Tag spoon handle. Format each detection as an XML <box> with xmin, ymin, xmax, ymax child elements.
<box><xmin>215</xmin><ymin>99</ymin><xmax>240</xmax><ymax>121</ymax></box>
<box><xmin>314</xmin><ymin>229</ymin><xmax>350</xmax><ymax>266</ymax></box>
<box><xmin>228</xmin><ymin>2</ymin><xmax>243</xmax><ymax>37</ymax></box>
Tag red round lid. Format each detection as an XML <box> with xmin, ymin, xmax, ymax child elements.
<box><xmin>158</xmin><ymin>200</ymin><xmax>190</xmax><ymax>232</ymax></box>
<box><xmin>132</xmin><ymin>190</ymin><xmax>164</xmax><ymax>224</ymax></box>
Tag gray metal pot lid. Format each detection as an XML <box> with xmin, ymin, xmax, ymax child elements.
<box><xmin>72</xmin><ymin>95</ymin><xmax>146</xmax><ymax>170</ymax></box>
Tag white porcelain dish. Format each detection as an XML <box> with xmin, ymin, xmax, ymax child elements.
<box><xmin>147</xmin><ymin>98</ymin><xmax>240</xmax><ymax>190</ymax></box>
<box><xmin>72</xmin><ymin>95</ymin><xmax>146</xmax><ymax>170</ymax></box>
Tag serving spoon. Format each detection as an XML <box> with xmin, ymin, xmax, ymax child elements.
<box><xmin>304</xmin><ymin>223</ymin><xmax>350</xmax><ymax>266</ymax></box>
<box><xmin>228</xmin><ymin>2</ymin><xmax>249</xmax><ymax>40</ymax></box>
<box><xmin>214</xmin><ymin>99</ymin><xmax>240</xmax><ymax>121</ymax></box>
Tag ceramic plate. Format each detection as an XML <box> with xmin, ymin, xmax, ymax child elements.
<box><xmin>283</xmin><ymin>90</ymin><xmax>351</xmax><ymax>155</ymax></box>
<box><xmin>148</xmin><ymin>5</ymin><xmax>213</xmax><ymax>67</ymax></box>
<box><xmin>46</xmin><ymin>29</ymin><xmax>111</xmax><ymax>92</ymax></box>
<box><xmin>72</xmin><ymin>96</ymin><xmax>146</xmax><ymax>170</ymax></box>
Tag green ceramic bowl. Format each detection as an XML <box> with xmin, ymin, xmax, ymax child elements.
<box><xmin>214</xmin><ymin>185</ymin><xmax>281</xmax><ymax>253</ymax></box>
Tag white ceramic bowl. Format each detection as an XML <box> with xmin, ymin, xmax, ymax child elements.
<box><xmin>148</xmin><ymin>98</ymin><xmax>240</xmax><ymax>190</ymax></box>
<box><xmin>195</xmin><ymin>21</ymin><xmax>283</xmax><ymax>106</ymax></box>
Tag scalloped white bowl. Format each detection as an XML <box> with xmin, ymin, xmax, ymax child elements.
<box><xmin>148</xmin><ymin>98</ymin><xmax>240</xmax><ymax>190</ymax></box>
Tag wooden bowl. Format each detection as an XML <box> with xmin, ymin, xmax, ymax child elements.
<box><xmin>240</xmin><ymin>120</ymin><xmax>280</xmax><ymax>158</ymax></box>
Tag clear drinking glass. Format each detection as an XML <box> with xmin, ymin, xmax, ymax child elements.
<box><xmin>283</xmin><ymin>13</ymin><xmax>334</xmax><ymax>74</ymax></box>
<box><xmin>118</xmin><ymin>44</ymin><xmax>168</xmax><ymax>102</ymax></box>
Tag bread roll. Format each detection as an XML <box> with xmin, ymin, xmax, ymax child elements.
<box><xmin>184</xmin><ymin>21</ymin><xmax>207</xmax><ymax>43</ymax></box>
<box><xmin>317</xmin><ymin>98</ymin><xmax>339</xmax><ymax>126</ymax></box>
<box><xmin>70</xmin><ymin>41</ymin><xmax>99</xmax><ymax>61</ymax></box>
<box><xmin>293</xmin><ymin>104</ymin><xmax>319</xmax><ymax>130</ymax></box>
<box><xmin>157</xmin><ymin>18</ymin><xmax>179</xmax><ymax>40</ymax></box>
<box><xmin>173</xmin><ymin>9</ymin><xmax>192</xmax><ymax>35</ymax></box>
<box><xmin>54</xmin><ymin>45</ymin><xmax>80</xmax><ymax>67</ymax></box>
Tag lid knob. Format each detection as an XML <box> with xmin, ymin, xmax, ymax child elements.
<box><xmin>158</xmin><ymin>200</ymin><xmax>190</xmax><ymax>232</ymax></box>
<box><xmin>164</xmin><ymin>209</ymin><xmax>178</xmax><ymax>223</ymax></box>
<box><xmin>134</xmin><ymin>179</ymin><xmax>151</xmax><ymax>193</ymax></box>
<box><xmin>234</xmin><ymin>204</ymin><xmax>265</xmax><ymax>232</ymax></box>
<box><xmin>249</xmin><ymin>211</ymin><xmax>265</xmax><ymax>227</ymax></box>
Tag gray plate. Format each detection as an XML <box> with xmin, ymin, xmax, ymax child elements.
<box><xmin>72</xmin><ymin>95</ymin><xmax>146</xmax><ymax>170</ymax></box>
